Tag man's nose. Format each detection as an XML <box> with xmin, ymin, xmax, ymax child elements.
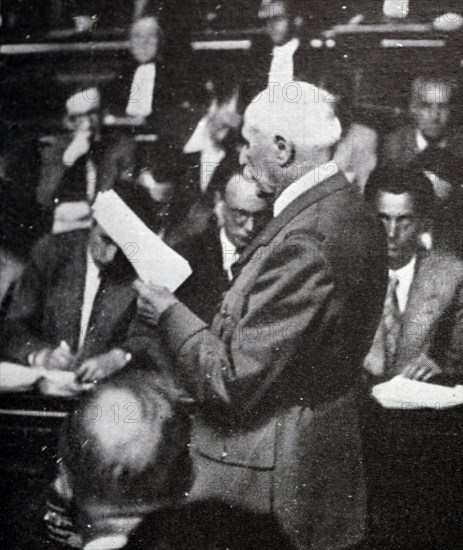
<box><xmin>243</xmin><ymin>217</ymin><xmax>254</xmax><ymax>233</ymax></box>
<box><xmin>387</xmin><ymin>220</ymin><xmax>397</xmax><ymax>239</ymax></box>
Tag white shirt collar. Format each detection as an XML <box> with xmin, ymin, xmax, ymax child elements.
<box><xmin>273</xmin><ymin>161</ymin><xmax>339</xmax><ymax>217</ymax></box>
<box><xmin>416</xmin><ymin>130</ymin><xmax>428</xmax><ymax>152</ymax></box>
<box><xmin>84</xmin><ymin>534</ymin><xmax>127</xmax><ymax>550</ymax></box>
<box><xmin>220</xmin><ymin>228</ymin><xmax>239</xmax><ymax>281</ymax></box>
<box><xmin>416</xmin><ymin>129</ymin><xmax>447</xmax><ymax>152</ymax></box>
<box><xmin>389</xmin><ymin>255</ymin><xmax>416</xmax><ymax>313</ymax></box>
<box><xmin>273</xmin><ymin>37</ymin><xmax>300</xmax><ymax>55</ymax></box>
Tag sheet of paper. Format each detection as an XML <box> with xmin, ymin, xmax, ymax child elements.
<box><xmin>372</xmin><ymin>375</ymin><xmax>463</xmax><ymax>410</ymax></box>
<box><xmin>93</xmin><ymin>190</ymin><xmax>192</xmax><ymax>291</ymax></box>
<box><xmin>0</xmin><ymin>362</ymin><xmax>43</xmax><ymax>391</ymax></box>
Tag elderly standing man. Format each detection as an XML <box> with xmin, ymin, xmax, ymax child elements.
<box><xmin>133</xmin><ymin>83</ymin><xmax>387</xmax><ymax>549</ymax></box>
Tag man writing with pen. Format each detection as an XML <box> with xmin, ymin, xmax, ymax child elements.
<box><xmin>2</xmin><ymin>219</ymin><xmax>136</xmax><ymax>385</ymax></box>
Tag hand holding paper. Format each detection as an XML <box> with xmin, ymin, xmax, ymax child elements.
<box><xmin>133</xmin><ymin>280</ymin><xmax>179</xmax><ymax>326</ymax></box>
<box><xmin>93</xmin><ymin>190</ymin><xmax>192</xmax><ymax>291</ymax></box>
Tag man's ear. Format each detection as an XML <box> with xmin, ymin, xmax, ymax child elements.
<box><xmin>274</xmin><ymin>135</ymin><xmax>293</xmax><ymax>167</ymax></box>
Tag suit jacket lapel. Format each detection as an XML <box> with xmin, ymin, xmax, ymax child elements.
<box><xmin>55</xmin><ymin>237</ymin><xmax>87</xmax><ymax>352</ymax></box>
<box><xmin>396</xmin><ymin>253</ymin><xmax>441</xmax><ymax>365</ymax></box>
<box><xmin>232</xmin><ymin>172</ymin><xmax>349</xmax><ymax>279</ymax></box>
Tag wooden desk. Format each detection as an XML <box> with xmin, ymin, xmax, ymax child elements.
<box><xmin>0</xmin><ymin>391</ymin><xmax>77</xmax><ymax>475</ymax></box>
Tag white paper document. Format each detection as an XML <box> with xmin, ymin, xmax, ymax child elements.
<box><xmin>0</xmin><ymin>362</ymin><xmax>81</xmax><ymax>396</ymax></box>
<box><xmin>372</xmin><ymin>375</ymin><xmax>463</xmax><ymax>410</ymax></box>
<box><xmin>93</xmin><ymin>190</ymin><xmax>192</xmax><ymax>291</ymax></box>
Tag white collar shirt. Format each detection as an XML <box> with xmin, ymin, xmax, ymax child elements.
<box><xmin>269</xmin><ymin>38</ymin><xmax>300</xmax><ymax>85</ymax></box>
<box><xmin>126</xmin><ymin>62</ymin><xmax>156</xmax><ymax>117</ymax></box>
<box><xmin>220</xmin><ymin>228</ymin><xmax>239</xmax><ymax>281</ymax></box>
<box><xmin>78</xmin><ymin>252</ymin><xmax>101</xmax><ymax>350</ymax></box>
<box><xmin>273</xmin><ymin>161</ymin><xmax>339</xmax><ymax>217</ymax></box>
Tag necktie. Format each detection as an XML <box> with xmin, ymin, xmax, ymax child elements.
<box><xmin>383</xmin><ymin>275</ymin><xmax>401</xmax><ymax>374</ymax></box>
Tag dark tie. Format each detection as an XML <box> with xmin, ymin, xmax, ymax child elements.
<box><xmin>383</xmin><ymin>275</ymin><xmax>401</xmax><ymax>374</ymax></box>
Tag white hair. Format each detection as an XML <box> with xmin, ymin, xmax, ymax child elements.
<box><xmin>244</xmin><ymin>82</ymin><xmax>342</xmax><ymax>151</ymax></box>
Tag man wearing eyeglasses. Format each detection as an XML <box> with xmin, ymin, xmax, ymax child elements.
<box><xmin>175</xmin><ymin>172</ymin><xmax>270</xmax><ymax>323</ymax></box>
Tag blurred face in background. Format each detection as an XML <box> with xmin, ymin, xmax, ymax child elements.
<box><xmin>259</xmin><ymin>1</ymin><xmax>295</xmax><ymax>45</ymax></box>
<box><xmin>65</xmin><ymin>87</ymin><xmax>101</xmax><ymax>135</ymax></box>
<box><xmin>411</xmin><ymin>80</ymin><xmax>453</xmax><ymax>142</ymax></box>
<box><xmin>130</xmin><ymin>17</ymin><xmax>161</xmax><ymax>64</ymax></box>
<box><xmin>216</xmin><ymin>174</ymin><xmax>269</xmax><ymax>251</ymax></box>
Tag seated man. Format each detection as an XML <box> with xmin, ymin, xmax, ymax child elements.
<box><xmin>176</xmin><ymin>171</ymin><xmax>270</xmax><ymax>322</ymax></box>
<box><xmin>47</xmin><ymin>369</ymin><xmax>292</xmax><ymax>550</ymax></box>
<box><xmin>381</xmin><ymin>73</ymin><xmax>463</xmax><ymax>250</ymax></box>
<box><xmin>364</xmin><ymin>168</ymin><xmax>463</xmax><ymax>382</ymax></box>
<box><xmin>2</xmin><ymin>221</ymin><xmax>136</xmax><ymax>383</ymax></box>
<box><xmin>382</xmin><ymin>74</ymin><xmax>463</xmax><ymax>171</ymax></box>
<box><xmin>38</xmin><ymin>86</ymin><xmax>135</xmax><ymax>220</ymax></box>
<box><xmin>45</xmin><ymin>369</ymin><xmax>192</xmax><ymax>549</ymax></box>
<box><xmin>104</xmin><ymin>15</ymin><xmax>191</xmax><ymax>134</ymax></box>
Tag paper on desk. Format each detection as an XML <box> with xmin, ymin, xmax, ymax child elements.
<box><xmin>0</xmin><ymin>362</ymin><xmax>43</xmax><ymax>391</ymax></box>
<box><xmin>0</xmin><ymin>362</ymin><xmax>81</xmax><ymax>395</ymax></box>
<box><xmin>372</xmin><ymin>375</ymin><xmax>463</xmax><ymax>410</ymax></box>
<box><xmin>93</xmin><ymin>190</ymin><xmax>192</xmax><ymax>291</ymax></box>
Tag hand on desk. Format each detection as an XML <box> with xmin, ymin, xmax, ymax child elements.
<box><xmin>76</xmin><ymin>349</ymin><xmax>132</xmax><ymax>384</ymax></box>
<box><xmin>29</xmin><ymin>341</ymin><xmax>75</xmax><ymax>370</ymax></box>
<box><xmin>133</xmin><ymin>280</ymin><xmax>179</xmax><ymax>326</ymax></box>
<box><xmin>401</xmin><ymin>354</ymin><xmax>442</xmax><ymax>382</ymax></box>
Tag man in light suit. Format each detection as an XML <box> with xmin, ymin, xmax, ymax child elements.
<box><xmin>362</xmin><ymin>168</ymin><xmax>463</xmax><ymax>549</ymax></box>
<box><xmin>364</xmin><ymin>169</ymin><xmax>463</xmax><ymax>382</ymax></box>
<box><xmin>130</xmin><ymin>82</ymin><xmax>387</xmax><ymax>549</ymax></box>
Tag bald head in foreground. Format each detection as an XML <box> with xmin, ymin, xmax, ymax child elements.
<box><xmin>132</xmin><ymin>82</ymin><xmax>387</xmax><ymax>549</ymax></box>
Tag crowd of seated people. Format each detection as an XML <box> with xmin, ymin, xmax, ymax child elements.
<box><xmin>1</xmin><ymin>0</ymin><xmax>463</xmax><ymax>549</ymax></box>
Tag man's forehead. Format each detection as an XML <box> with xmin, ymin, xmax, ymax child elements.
<box><xmin>258</xmin><ymin>0</ymin><xmax>288</xmax><ymax>20</ymax></box>
<box><xmin>377</xmin><ymin>191</ymin><xmax>415</xmax><ymax>214</ymax></box>
<box><xmin>225</xmin><ymin>178</ymin><xmax>267</xmax><ymax>210</ymax></box>
<box><xmin>132</xmin><ymin>18</ymin><xmax>159</xmax><ymax>36</ymax></box>
<box><xmin>416</xmin><ymin>82</ymin><xmax>452</xmax><ymax>105</ymax></box>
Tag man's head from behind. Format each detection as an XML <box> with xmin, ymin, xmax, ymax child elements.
<box><xmin>130</xmin><ymin>16</ymin><xmax>162</xmax><ymax>64</ymax></box>
<box><xmin>240</xmin><ymin>83</ymin><xmax>341</xmax><ymax>200</ymax></box>
<box><xmin>215</xmin><ymin>172</ymin><xmax>270</xmax><ymax>251</ymax></box>
<box><xmin>258</xmin><ymin>0</ymin><xmax>303</xmax><ymax>45</ymax></box>
<box><xmin>410</xmin><ymin>75</ymin><xmax>456</xmax><ymax>142</ymax></box>
<box><xmin>59</xmin><ymin>370</ymin><xmax>192</xmax><ymax>545</ymax></box>
<box><xmin>365</xmin><ymin>169</ymin><xmax>435</xmax><ymax>270</ymax></box>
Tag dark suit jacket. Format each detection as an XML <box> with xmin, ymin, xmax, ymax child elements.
<box><xmin>175</xmin><ymin>224</ymin><xmax>230</xmax><ymax>324</ymax></box>
<box><xmin>2</xmin><ymin>230</ymin><xmax>137</xmax><ymax>365</ymax></box>
<box><xmin>395</xmin><ymin>251</ymin><xmax>463</xmax><ymax>378</ymax></box>
<box><xmin>37</xmin><ymin>131</ymin><xmax>136</xmax><ymax>208</ymax></box>
<box><xmin>155</xmin><ymin>171</ymin><xmax>387</xmax><ymax>549</ymax></box>
<box><xmin>381</xmin><ymin>124</ymin><xmax>463</xmax><ymax>168</ymax></box>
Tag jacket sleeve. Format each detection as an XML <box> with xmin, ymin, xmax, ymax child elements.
<box><xmin>160</xmin><ymin>232</ymin><xmax>335</xmax><ymax>415</ymax></box>
<box><xmin>2</xmin><ymin>239</ymin><xmax>53</xmax><ymax>363</ymax></box>
<box><xmin>444</xmin><ymin>279</ymin><xmax>463</xmax><ymax>378</ymax></box>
